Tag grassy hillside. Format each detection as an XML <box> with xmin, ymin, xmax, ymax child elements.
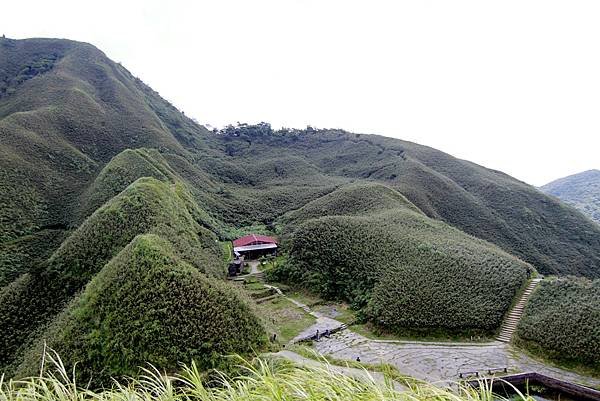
<box><xmin>78</xmin><ymin>148</ymin><xmax>178</xmax><ymax>219</ymax></box>
<box><xmin>516</xmin><ymin>277</ymin><xmax>600</xmax><ymax>373</ymax></box>
<box><xmin>271</xmin><ymin>184</ymin><xmax>530</xmax><ymax>336</ymax></box>
<box><xmin>0</xmin><ymin>178</ymin><xmax>225</xmax><ymax>374</ymax></box>
<box><xmin>283</xmin><ymin>182</ymin><xmax>422</xmax><ymax>224</ymax></box>
<box><xmin>16</xmin><ymin>234</ymin><xmax>266</xmax><ymax>383</ymax></box>
<box><xmin>541</xmin><ymin>170</ymin><xmax>600</xmax><ymax>224</ymax></box>
<box><xmin>0</xmin><ymin>229</ymin><xmax>68</xmax><ymax>288</ymax></box>
<box><xmin>3</xmin><ymin>38</ymin><xmax>600</xmax><ymax>281</ymax></box>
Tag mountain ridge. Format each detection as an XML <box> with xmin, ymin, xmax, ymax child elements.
<box><xmin>541</xmin><ymin>169</ymin><xmax>600</xmax><ymax>224</ymax></box>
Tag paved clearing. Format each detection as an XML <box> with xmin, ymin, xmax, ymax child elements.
<box><xmin>313</xmin><ymin>330</ymin><xmax>600</xmax><ymax>388</ymax></box>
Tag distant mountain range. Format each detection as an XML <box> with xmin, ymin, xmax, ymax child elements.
<box><xmin>541</xmin><ymin>170</ymin><xmax>600</xmax><ymax>224</ymax></box>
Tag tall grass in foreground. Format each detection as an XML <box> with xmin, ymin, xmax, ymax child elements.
<box><xmin>0</xmin><ymin>351</ymin><xmax>533</xmax><ymax>401</ymax></box>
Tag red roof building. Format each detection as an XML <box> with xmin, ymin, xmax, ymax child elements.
<box><xmin>232</xmin><ymin>234</ymin><xmax>278</xmax><ymax>259</ymax></box>
<box><xmin>233</xmin><ymin>234</ymin><xmax>277</xmax><ymax>247</ymax></box>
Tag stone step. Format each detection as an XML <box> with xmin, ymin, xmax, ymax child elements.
<box><xmin>496</xmin><ymin>278</ymin><xmax>543</xmax><ymax>342</ymax></box>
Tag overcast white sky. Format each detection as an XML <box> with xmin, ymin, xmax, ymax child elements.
<box><xmin>4</xmin><ymin>0</ymin><xmax>599</xmax><ymax>185</ymax></box>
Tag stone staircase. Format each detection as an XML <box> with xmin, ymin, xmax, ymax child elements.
<box><xmin>497</xmin><ymin>278</ymin><xmax>543</xmax><ymax>343</ymax></box>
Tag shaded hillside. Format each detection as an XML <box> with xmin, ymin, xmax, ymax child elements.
<box><xmin>0</xmin><ymin>178</ymin><xmax>227</xmax><ymax>373</ymax></box>
<box><xmin>271</xmin><ymin>183</ymin><xmax>530</xmax><ymax>336</ymax></box>
<box><xmin>0</xmin><ymin>36</ymin><xmax>211</xmax><ymax>275</ymax></box>
<box><xmin>541</xmin><ymin>170</ymin><xmax>600</xmax><ymax>224</ymax></box>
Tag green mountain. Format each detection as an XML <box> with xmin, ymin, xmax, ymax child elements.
<box><xmin>2</xmin><ymin>37</ymin><xmax>600</xmax><ymax>377</ymax></box>
<box><xmin>274</xmin><ymin>183</ymin><xmax>530</xmax><ymax>336</ymax></box>
<box><xmin>541</xmin><ymin>170</ymin><xmax>600</xmax><ymax>224</ymax></box>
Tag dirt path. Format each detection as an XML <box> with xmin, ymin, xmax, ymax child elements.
<box><xmin>247</xmin><ymin>260</ymin><xmax>260</xmax><ymax>274</ymax></box>
<box><xmin>264</xmin><ymin>284</ymin><xmax>346</xmax><ymax>343</ymax></box>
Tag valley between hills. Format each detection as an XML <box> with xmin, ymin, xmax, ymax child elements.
<box><xmin>1</xmin><ymin>36</ymin><xmax>599</xmax><ymax>394</ymax></box>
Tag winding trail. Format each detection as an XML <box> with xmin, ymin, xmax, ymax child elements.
<box><xmin>264</xmin><ymin>280</ymin><xmax>600</xmax><ymax>388</ymax></box>
<box><xmin>264</xmin><ymin>284</ymin><xmax>346</xmax><ymax>342</ymax></box>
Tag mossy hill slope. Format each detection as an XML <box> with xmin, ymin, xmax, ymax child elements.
<box><xmin>272</xmin><ymin>183</ymin><xmax>530</xmax><ymax>336</ymax></box>
<box><xmin>516</xmin><ymin>277</ymin><xmax>600</xmax><ymax>373</ymax></box>
<box><xmin>0</xmin><ymin>177</ymin><xmax>227</xmax><ymax>374</ymax></box>
<box><xmin>78</xmin><ymin>148</ymin><xmax>224</xmax><ymax>235</ymax></box>
<box><xmin>541</xmin><ymin>170</ymin><xmax>600</xmax><ymax>224</ymax></box>
<box><xmin>16</xmin><ymin>234</ymin><xmax>266</xmax><ymax>383</ymax></box>
<box><xmin>78</xmin><ymin>148</ymin><xmax>178</xmax><ymax>220</ymax></box>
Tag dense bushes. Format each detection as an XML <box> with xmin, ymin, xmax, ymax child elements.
<box><xmin>516</xmin><ymin>277</ymin><xmax>600</xmax><ymax>371</ymax></box>
<box><xmin>273</xmin><ymin>184</ymin><xmax>529</xmax><ymax>335</ymax></box>
<box><xmin>0</xmin><ymin>177</ymin><xmax>225</xmax><ymax>373</ymax></box>
<box><xmin>16</xmin><ymin>235</ymin><xmax>266</xmax><ymax>383</ymax></box>
<box><xmin>0</xmin><ymin>229</ymin><xmax>68</xmax><ymax>288</ymax></box>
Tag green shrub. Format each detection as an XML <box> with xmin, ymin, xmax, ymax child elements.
<box><xmin>516</xmin><ymin>277</ymin><xmax>600</xmax><ymax>371</ymax></box>
<box><xmin>16</xmin><ymin>234</ymin><xmax>266</xmax><ymax>383</ymax></box>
